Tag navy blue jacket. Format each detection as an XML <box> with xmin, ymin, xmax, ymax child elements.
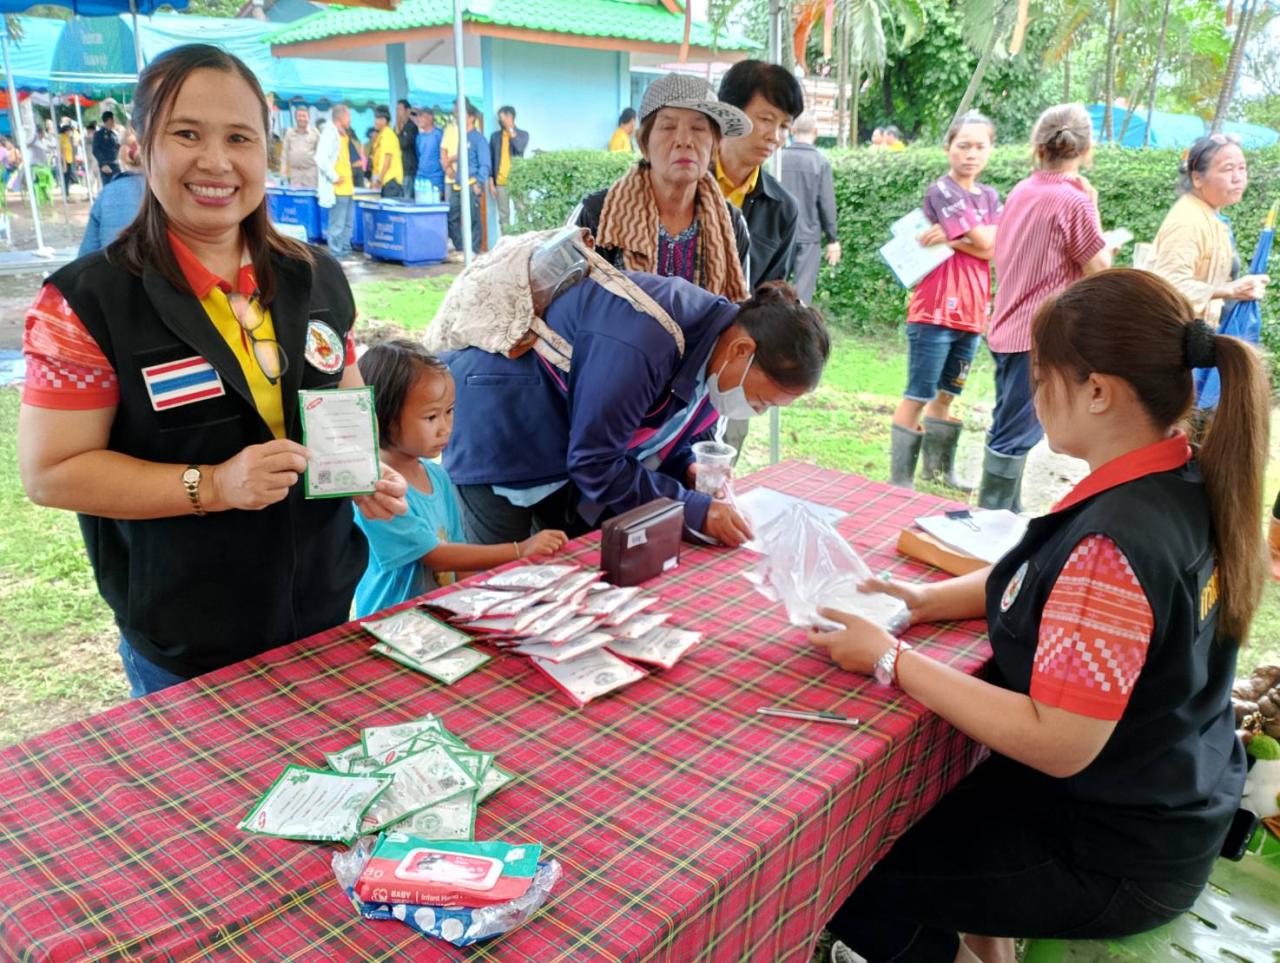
<box><xmin>443</xmin><ymin>273</ymin><xmax>738</xmax><ymax>531</ymax></box>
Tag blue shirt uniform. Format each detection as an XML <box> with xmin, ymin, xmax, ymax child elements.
<box><xmin>354</xmin><ymin>459</ymin><xmax>466</xmax><ymax>618</ymax></box>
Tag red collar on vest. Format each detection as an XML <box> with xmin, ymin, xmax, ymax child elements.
<box><xmin>1052</xmin><ymin>431</ymin><xmax>1192</xmax><ymax>514</ymax></box>
<box><xmin>167</xmin><ymin>230</ymin><xmax>257</xmax><ymax>299</ymax></box>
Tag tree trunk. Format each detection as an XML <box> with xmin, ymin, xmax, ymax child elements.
<box><xmin>951</xmin><ymin>13</ymin><xmax>1001</xmax><ymax>128</ymax></box>
<box><xmin>1102</xmin><ymin>0</ymin><xmax>1119</xmax><ymax>142</ymax></box>
<box><xmin>1212</xmin><ymin>0</ymin><xmax>1255</xmax><ymax>133</ymax></box>
<box><xmin>835</xmin><ymin>2</ymin><xmax>849</xmax><ymax>148</ymax></box>
<box><xmin>1144</xmin><ymin>0</ymin><xmax>1171</xmax><ymax>148</ymax></box>
<box><xmin>851</xmin><ymin>56</ymin><xmax>861</xmax><ymax>145</ymax></box>
<box><xmin>1117</xmin><ymin>79</ymin><xmax>1144</xmax><ymax>142</ymax></box>
<box><xmin>1063</xmin><ymin>45</ymin><xmax>1071</xmax><ymax>102</ymax></box>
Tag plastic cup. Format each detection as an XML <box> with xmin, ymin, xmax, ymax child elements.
<box><xmin>692</xmin><ymin>440</ymin><xmax>736</xmax><ymax>495</ymax></box>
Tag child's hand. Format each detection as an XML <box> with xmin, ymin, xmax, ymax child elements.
<box><xmin>520</xmin><ymin>529</ymin><xmax>568</xmax><ymax>558</ymax></box>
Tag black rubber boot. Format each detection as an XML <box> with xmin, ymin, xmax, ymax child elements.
<box><xmin>977</xmin><ymin>447</ymin><xmax>1027</xmax><ymax>510</ymax></box>
<box><xmin>921</xmin><ymin>417</ymin><xmax>973</xmax><ymax>492</ymax></box>
<box><xmin>890</xmin><ymin>424</ymin><xmax>923</xmax><ymax>489</ymax></box>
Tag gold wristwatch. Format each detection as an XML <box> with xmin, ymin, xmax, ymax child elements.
<box><xmin>182</xmin><ymin>465</ymin><xmax>206</xmax><ymax>516</ymax></box>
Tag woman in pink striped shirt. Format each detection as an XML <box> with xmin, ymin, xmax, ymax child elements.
<box><xmin>978</xmin><ymin>104</ymin><xmax>1113</xmax><ymax>510</ymax></box>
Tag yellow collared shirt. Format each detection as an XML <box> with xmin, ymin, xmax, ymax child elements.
<box><xmin>715</xmin><ymin>158</ymin><xmax>760</xmax><ymax>209</ymax></box>
<box><xmin>205</xmin><ymin>289</ymin><xmax>286</xmax><ymax>440</ymax></box>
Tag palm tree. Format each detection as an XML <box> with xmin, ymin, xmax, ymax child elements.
<box><xmin>949</xmin><ymin>0</ymin><xmax>1017</xmax><ymax>128</ymax></box>
<box><xmin>1142</xmin><ymin>0</ymin><xmax>1171</xmax><ymax>148</ymax></box>
<box><xmin>1101</xmin><ymin>0</ymin><xmax>1120</xmax><ymax>141</ymax></box>
<box><xmin>1212</xmin><ymin>0</ymin><xmax>1258</xmax><ymax>132</ymax></box>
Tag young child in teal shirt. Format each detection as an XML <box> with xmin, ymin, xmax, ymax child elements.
<box><xmin>354</xmin><ymin>340</ymin><xmax>567</xmax><ymax>618</ymax></box>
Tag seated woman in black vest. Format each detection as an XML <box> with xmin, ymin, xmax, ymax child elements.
<box><xmin>17</xmin><ymin>44</ymin><xmax>406</xmax><ymax>698</ymax></box>
<box><xmin>810</xmin><ymin>269</ymin><xmax>1266</xmax><ymax>963</ymax></box>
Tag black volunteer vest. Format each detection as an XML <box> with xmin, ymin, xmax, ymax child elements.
<box><xmin>48</xmin><ymin>249</ymin><xmax>368</xmax><ymax>676</ymax></box>
<box><xmin>983</xmin><ymin>462</ymin><xmax>1245</xmax><ymax>880</ymax></box>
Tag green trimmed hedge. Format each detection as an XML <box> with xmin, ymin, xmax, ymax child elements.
<box><xmin>507</xmin><ymin>145</ymin><xmax>1280</xmax><ymax>354</ymax></box>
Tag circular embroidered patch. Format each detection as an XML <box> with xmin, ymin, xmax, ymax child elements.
<box><xmin>1000</xmin><ymin>561</ymin><xmax>1029</xmax><ymax>612</ymax></box>
<box><xmin>304</xmin><ymin>320</ymin><xmax>345</xmax><ymax>373</ymax></box>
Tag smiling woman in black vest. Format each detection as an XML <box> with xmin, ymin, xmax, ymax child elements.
<box><xmin>17</xmin><ymin>44</ymin><xmax>406</xmax><ymax>698</ymax></box>
<box><xmin>809</xmin><ymin>269</ymin><xmax>1268</xmax><ymax>963</ymax></box>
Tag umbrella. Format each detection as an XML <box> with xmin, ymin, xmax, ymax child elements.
<box><xmin>1195</xmin><ymin>203</ymin><xmax>1276</xmax><ymax>409</ymax></box>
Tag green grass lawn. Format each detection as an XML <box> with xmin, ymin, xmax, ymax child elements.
<box><xmin>2</xmin><ymin>322</ymin><xmax>1278</xmax><ymax>746</ymax></box>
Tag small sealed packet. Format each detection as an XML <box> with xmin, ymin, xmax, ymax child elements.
<box><xmin>513</xmin><ymin>603</ymin><xmax>578</xmax><ymax>637</ymax></box>
<box><xmin>363</xmin><ymin>610</ymin><xmax>472</xmax><ymax>664</ymax></box>
<box><xmin>482</xmin><ymin>587</ymin><xmax>554</xmax><ymax>617</ymax></box>
<box><xmin>524</xmin><ymin>614</ymin><xmax>598</xmax><ymax>647</ymax></box>
<box><xmin>239</xmin><ymin>765</ymin><xmax>391</xmax><ymax>844</ymax></box>
<box><xmin>601</xmin><ymin>595</ymin><xmax>660</xmax><ymax>627</ymax></box>
<box><xmin>578</xmin><ymin>586</ymin><xmax>642</xmax><ymax>617</ymax></box>
<box><xmin>480</xmin><ymin>564</ymin><xmax>579</xmax><ymax>591</ymax></box>
<box><xmin>605</xmin><ymin>627</ymin><xmax>702</xmax><ymax>670</ymax></box>
<box><xmin>362</xmin><ymin>716</ymin><xmax>447</xmax><ymax>761</ymax></box>
<box><xmin>611</xmin><ymin>612</ymin><xmax>672</xmax><ymax>641</ymax></box>
<box><xmin>425</xmin><ymin>587</ymin><xmax>516</xmax><ymax>621</ymax></box>
<box><xmin>372</xmin><ymin>642</ymin><xmax>491</xmax><ymax>685</ymax></box>
<box><xmin>513</xmin><ymin>630</ymin><xmax>612</xmax><ymax>664</ymax></box>
<box><xmin>464</xmin><ymin>614</ymin><xmax>519</xmax><ymax>634</ymax></box>
<box><xmin>396</xmin><ymin>789</ymin><xmax>477</xmax><ymax>841</ymax></box>
<box><xmin>355</xmin><ymin>835</ymin><xmax>543</xmax><ymax>907</ymax></box>
<box><xmin>543</xmin><ymin>570</ymin><xmax>603</xmax><ymax>604</ymax></box>
<box><xmin>476</xmin><ymin>765</ymin><xmax>514</xmax><ymax>803</ymax></box>
<box><xmin>363</xmin><ymin>743</ymin><xmax>479</xmax><ymax>833</ymax></box>
<box><xmin>324</xmin><ymin>741</ymin><xmax>367</xmax><ymax>774</ymax></box>
<box><xmin>530</xmin><ymin>647</ymin><xmax>647</xmax><ymax>708</ymax></box>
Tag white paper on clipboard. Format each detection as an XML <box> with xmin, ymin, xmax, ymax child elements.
<box><xmin>880</xmin><ymin>208</ymin><xmax>953</xmax><ymax>289</ymax></box>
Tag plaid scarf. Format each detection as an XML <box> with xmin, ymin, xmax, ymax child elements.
<box><xmin>596</xmin><ymin>164</ymin><xmax>749</xmax><ymax>302</ymax></box>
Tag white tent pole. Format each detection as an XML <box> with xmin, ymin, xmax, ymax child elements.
<box><xmin>130</xmin><ymin>1</ymin><xmax>144</xmax><ymax>74</ymax></box>
<box><xmin>51</xmin><ymin>95</ymin><xmax>71</xmax><ymax>213</ymax></box>
<box><xmin>73</xmin><ymin>94</ymin><xmax>94</xmax><ymax>203</ymax></box>
<box><xmin>766</xmin><ymin>0</ymin><xmax>783</xmax><ymax>465</ymax></box>
<box><xmin>452</xmin><ymin>0</ymin><xmax>472</xmax><ymax>267</ymax></box>
<box><xmin>2</xmin><ymin>27</ymin><xmax>49</xmax><ymax>253</ymax></box>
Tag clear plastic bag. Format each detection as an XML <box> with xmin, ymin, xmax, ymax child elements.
<box><xmin>331</xmin><ymin>838</ymin><xmax>563</xmax><ymax>947</ymax></box>
<box><xmin>747</xmin><ymin>503</ymin><xmax>909</xmax><ymax>634</ymax></box>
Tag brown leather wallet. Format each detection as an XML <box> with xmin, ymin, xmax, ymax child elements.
<box><xmin>600</xmin><ymin>497</ymin><xmax>684</xmax><ymax>586</ymax></box>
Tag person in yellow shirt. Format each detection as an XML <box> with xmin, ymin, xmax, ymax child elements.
<box><xmin>608</xmin><ymin>107</ymin><xmax>636</xmax><ymax>152</ymax></box>
<box><xmin>487</xmin><ymin>105</ymin><xmax>528</xmax><ymax>234</ymax></box>
<box><xmin>371</xmin><ymin>105</ymin><xmax>404</xmax><ymax>198</ymax></box>
<box><xmin>58</xmin><ymin>121</ymin><xmax>78</xmax><ymax>196</ymax></box>
<box><xmin>317</xmin><ymin>103</ymin><xmax>356</xmax><ymax>257</ymax></box>
<box><xmin>442</xmin><ymin>101</ymin><xmax>490</xmax><ymax>256</ymax></box>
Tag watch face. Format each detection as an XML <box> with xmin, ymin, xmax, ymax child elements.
<box><xmin>182</xmin><ymin>468</ymin><xmax>201</xmax><ymax>485</ymax></box>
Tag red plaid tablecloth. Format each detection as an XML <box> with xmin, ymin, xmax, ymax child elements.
<box><xmin>0</xmin><ymin>464</ymin><xmax>990</xmax><ymax>963</ymax></box>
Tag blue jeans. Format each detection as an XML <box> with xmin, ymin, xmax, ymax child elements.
<box><xmin>987</xmin><ymin>349</ymin><xmax>1043</xmax><ymax>457</ymax></box>
<box><xmin>904</xmin><ymin>323</ymin><xmax>979</xmax><ymax>402</ymax></box>
<box><xmin>117</xmin><ymin>636</ymin><xmax>188</xmax><ymax>698</ymax></box>
<box><xmin>326</xmin><ymin>196</ymin><xmax>355</xmax><ymax>256</ymax></box>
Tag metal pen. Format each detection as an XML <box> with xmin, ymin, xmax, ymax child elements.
<box><xmin>756</xmin><ymin>707</ymin><xmax>861</xmax><ymax>727</ymax></box>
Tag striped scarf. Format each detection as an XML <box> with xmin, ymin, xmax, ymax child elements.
<box><xmin>595</xmin><ymin>164</ymin><xmax>749</xmax><ymax>302</ymax></box>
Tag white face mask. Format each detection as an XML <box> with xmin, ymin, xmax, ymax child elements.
<box><xmin>707</xmin><ymin>353</ymin><xmax>760</xmax><ymax>420</ymax></box>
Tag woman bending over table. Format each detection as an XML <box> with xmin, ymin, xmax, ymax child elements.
<box><xmin>812</xmin><ymin>269</ymin><xmax>1266</xmax><ymax>963</ymax></box>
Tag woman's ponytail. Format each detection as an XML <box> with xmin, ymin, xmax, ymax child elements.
<box><xmin>1198</xmin><ymin>331</ymin><xmax>1270</xmax><ymax>642</ymax></box>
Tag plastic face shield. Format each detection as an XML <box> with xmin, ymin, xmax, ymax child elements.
<box><xmin>529</xmin><ymin>227</ymin><xmax>591</xmax><ymax>317</ymax></box>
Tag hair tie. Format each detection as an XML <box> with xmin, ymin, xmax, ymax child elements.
<box><xmin>1184</xmin><ymin>319</ymin><xmax>1217</xmax><ymax>369</ymax></box>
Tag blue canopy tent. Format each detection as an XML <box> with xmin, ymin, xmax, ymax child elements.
<box><xmin>1088</xmin><ymin>105</ymin><xmax>1280</xmax><ymax>150</ymax></box>
<box><xmin>1</xmin><ymin>0</ymin><xmax>188</xmax><ymax>254</ymax></box>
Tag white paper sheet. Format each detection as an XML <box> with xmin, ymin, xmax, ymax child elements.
<box><xmin>914</xmin><ymin>509</ymin><xmax>1029</xmax><ymax>565</ymax></box>
<box><xmin>879</xmin><ymin>208</ymin><xmax>954</xmax><ymax>289</ymax></box>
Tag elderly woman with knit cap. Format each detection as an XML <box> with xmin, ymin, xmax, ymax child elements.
<box><xmin>572</xmin><ymin>73</ymin><xmax>752</xmax><ymax>303</ymax></box>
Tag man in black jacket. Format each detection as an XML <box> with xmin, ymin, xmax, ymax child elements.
<box><xmin>715</xmin><ymin>60</ymin><xmax>802</xmax><ymax>290</ymax></box>
<box><xmin>715</xmin><ymin>60</ymin><xmax>803</xmax><ymax>460</ymax></box>
<box><xmin>396</xmin><ymin>99</ymin><xmax>418</xmax><ymax>199</ymax></box>
<box><xmin>92</xmin><ymin>111</ymin><xmax>120</xmax><ymax>186</ymax></box>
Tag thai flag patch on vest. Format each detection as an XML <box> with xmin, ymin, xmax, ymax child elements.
<box><xmin>141</xmin><ymin>356</ymin><xmax>225</xmax><ymax>411</ymax></box>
